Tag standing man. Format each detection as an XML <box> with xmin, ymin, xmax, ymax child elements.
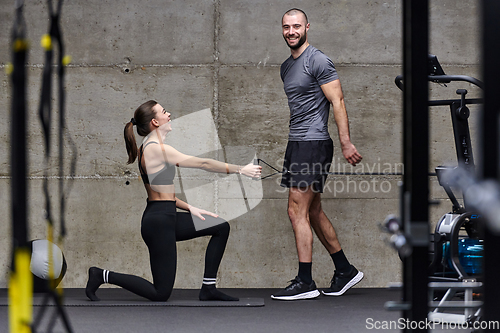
<box><xmin>271</xmin><ymin>8</ymin><xmax>364</xmax><ymax>301</ymax></box>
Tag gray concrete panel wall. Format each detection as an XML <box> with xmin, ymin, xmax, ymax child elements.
<box><xmin>0</xmin><ymin>0</ymin><xmax>481</xmax><ymax>290</ymax></box>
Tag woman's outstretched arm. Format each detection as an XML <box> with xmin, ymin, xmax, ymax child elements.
<box><xmin>146</xmin><ymin>142</ymin><xmax>261</xmax><ymax>178</ymax></box>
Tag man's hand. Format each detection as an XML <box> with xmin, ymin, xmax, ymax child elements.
<box><xmin>341</xmin><ymin>142</ymin><xmax>362</xmax><ymax>166</ymax></box>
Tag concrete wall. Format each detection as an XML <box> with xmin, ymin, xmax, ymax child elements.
<box><xmin>0</xmin><ymin>0</ymin><xmax>481</xmax><ymax>289</ymax></box>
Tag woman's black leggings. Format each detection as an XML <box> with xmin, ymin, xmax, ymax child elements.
<box><xmin>107</xmin><ymin>200</ymin><xmax>230</xmax><ymax>301</ymax></box>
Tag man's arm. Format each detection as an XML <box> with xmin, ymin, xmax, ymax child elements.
<box><xmin>320</xmin><ymin>79</ymin><xmax>362</xmax><ymax>166</ymax></box>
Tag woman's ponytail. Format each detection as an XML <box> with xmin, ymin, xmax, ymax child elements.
<box><xmin>123</xmin><ymin>100</ymin><xmax>158</xmax><ymax>164</ymax></box>
<box><xmin>124</xmin><ymin>121</ymin><xmax>138</xmax><ymax>164</ymax></box>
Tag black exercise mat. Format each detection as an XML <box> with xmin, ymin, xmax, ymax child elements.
<box><xmin>0</xmin><ymin>288</ymin><xmax>264</xmax><ymax>307</ymax></box>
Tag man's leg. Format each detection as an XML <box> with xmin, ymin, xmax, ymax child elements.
<box><xmin>270</xmin><ymin>186</ymin><xmax>320</xmax><ymax>300</ymax></box>
<box><xmin>309</xmin><ymin>192</ymin><xmax>341</xmax><ymax>254</ymax></box>
<box><xmin>287</xmin><ymin>186</ymin><xmax>316</xmax><ymax>263</ymax></box>
<box><xmin>309</xmin><ymin>191</ymin><xmax>364</xmax><ymax>296</ymax></box>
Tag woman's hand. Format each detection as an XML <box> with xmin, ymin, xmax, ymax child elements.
<box><xmin>188</xmin><ymin>205</ymin><xmax>219</xmax><ymax>221</ymax></box>
<box><xmin>239</xmin><ymin>163</ymin><xmax>262</xmax><ymax>178</ymax></box>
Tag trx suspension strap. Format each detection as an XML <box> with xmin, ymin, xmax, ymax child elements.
<box><xmin>9</xmin><ymin>1</ymin><xmax>33</xmax><ymax>332</ymax></box>
<box><xmin>32</xmin><ymin>0</ymin><xmax>75</xmax><ymax>331</ymax></box>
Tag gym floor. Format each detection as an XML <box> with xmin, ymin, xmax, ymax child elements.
<box><xmin>0</xmin><ymin>288</ymin><xmax>473</xmax><ymax>333</ymax></box>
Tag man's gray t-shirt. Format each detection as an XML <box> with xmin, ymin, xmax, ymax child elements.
<box><xmin>280</xmin><ymin>45</ymin><xmax>339</xmax><ymax>141</ymax></box>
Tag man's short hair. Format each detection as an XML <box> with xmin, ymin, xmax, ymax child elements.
<box><xmin>282</xmin><ymin>8</ymin><xmax>308</xmax><ymax>24</ymax></box>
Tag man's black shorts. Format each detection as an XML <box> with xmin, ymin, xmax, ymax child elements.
<box><xmin>280</xmin><ymin>139</ymin><xmax>334</xmax><ymax>193</ymax></box>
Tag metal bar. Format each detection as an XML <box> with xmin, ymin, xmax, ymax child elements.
<box><xmin>427</xmin><ymin>75</ymin><xmax>484</xmax><ymax>89</ymax></box>
<box><xmin>385</xmin><ymin>301</ymin><xmax>412</xmax><ymax>311</ymax></box>
<box><xmin>429</xmin><ymin>98</ymin><xmax>483</xmax><ymax>107</ymax></box>
<box><xmin>481</xmin><ymin>0</ymin><xmax>500</xmax><ymax>328</ymax></box>
<box><xmin>430</xmin><ymin>288</ymin><xmax>457</xmax><ymax>313</ymax></box>
<box><xmin>395</xmin><ymin>75</ymin><xmax>484</xmax><ymax>91</ymax></box>
<box><xmin>428</xmin><ymin>282</ymin><xmax>483</xmax><ymax>289</ymax></box>
<box><xmin>402</xmin><ymin>1</ymin><xmax>429</xmax><ymax>331</ymax></box>
<box><xmin>464</xmin><ymin>287</ymin><xmax>473</xmax><ymax>318</ymax></box>
<box><xmin>449</xmin><ymin>102</ymin><xmax>475</xmax><ymax>173</ymax></box>
<box><xmin>428</xmin><ymin>301</ymin><xmax>483</xmax><ymax>309</ymax></box>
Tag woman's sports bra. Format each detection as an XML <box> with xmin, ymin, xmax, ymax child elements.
<box><xmin>138</xmin><ymin>142</ymin><xmax>176</xmax><ymax>186</ymax></box>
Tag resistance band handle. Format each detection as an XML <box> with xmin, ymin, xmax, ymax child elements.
<box><xmin>252</xmin><ymin>157</ymin><xmax>259</xmax><ymax>181</ymax></box>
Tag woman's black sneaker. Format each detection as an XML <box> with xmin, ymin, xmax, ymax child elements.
<box><xmin>271</xmin><ymin>276</ymin><xmax>320</xmax><ymax>300</ymax></box>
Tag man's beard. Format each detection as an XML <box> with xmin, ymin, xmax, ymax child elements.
<box><xmin>284</xmin><ymin>33</ymin><xmax>307</xmax><ymax>50</ymax></box>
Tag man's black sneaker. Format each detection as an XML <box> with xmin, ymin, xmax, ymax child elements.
<box><xmin>322</xmin><ymin>265</ymin><xmax>364</xmax><ymax>296</ymax></box>
<box><xmin>271</xmin><ymin>276</ymin><xmax>320</xmax><ymax>300</ymax></box>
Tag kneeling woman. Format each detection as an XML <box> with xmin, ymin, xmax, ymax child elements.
<box><xmin>85</xmin><ymin>100</ymin><xmax>261</xmax><ymax>302</ymax></box>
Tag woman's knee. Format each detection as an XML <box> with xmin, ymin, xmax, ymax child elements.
<box><xmin>151</xmin><ymin>289</ymin><xmax>172</xmax><ymax>302</ymax></box>
<box><xmin>205</xmin><ymin>218</ymin><xmax>230</xmax><ymax>237</ymax></box>
<box><xmin>217</xmin><ymin>220</ymin><xmax>230</xmax><ymax>237</ymax></box>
